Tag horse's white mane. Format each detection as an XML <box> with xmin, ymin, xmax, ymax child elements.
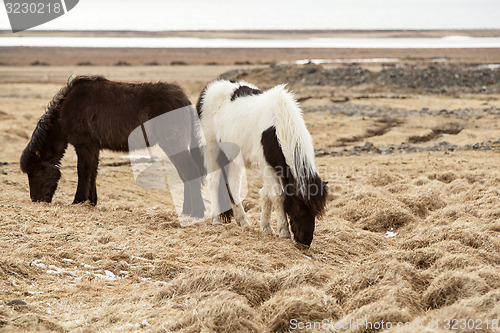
<box><xmin>265</xmin><ymin>84</ymin><xmax>317</xmax><ymax>196</ymax></box>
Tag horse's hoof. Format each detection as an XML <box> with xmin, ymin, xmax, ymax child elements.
<box><xmin>212</xmin><ymin>218</ymin><xmax>223</xmax><ymax>226</ymax></box>
<box><xmin>178</xmin><ymin>215</ymin><xmax>201</xmax><ymax>227</ymax></box>
<box><xmin>236</xmin><ymin>218</ymin><xmax>250</xmax><ymax>228</ymax></box>
<box><xmin>278</xmin><ymin>230</ymin><xmax>291</xmax><ymax>239</ymax></box>
<box><xmin>241</xmin><ymin>221</ymin><xmax>251</xmax><ymax>229</ymax></box>
<box><xmin>294</xmin><ymin>241</ymin><xmax>310</xmax><ymax>250</ymax></box>
<box><xmin>262</xmin><ymin>228</ymin><xmax>276</xmax><ymax>236</ymax></box>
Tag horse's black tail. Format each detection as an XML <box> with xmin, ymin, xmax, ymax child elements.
<box><xmin>20</xmin><ymin>75</ymin><xmax>108</xmax><ymax>173</ymax></box>
<box><xmin>215</xmin><ymin>148</ymin><xmax>234</xmax><ymax>223</ymax></box>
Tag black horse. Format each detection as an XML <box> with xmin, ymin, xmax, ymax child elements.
<box><xmin>20</xmin><ymin>75</ymin><xmax>205</xmax><ymax>217</ymax></box>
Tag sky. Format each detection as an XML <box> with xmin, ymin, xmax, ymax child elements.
<box><xmin>1</xmin><ymin>0</ymin><xmax>500</xmax><ymax>31</ymax></box>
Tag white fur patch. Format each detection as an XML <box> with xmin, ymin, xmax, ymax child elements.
<box><xmin>199</xmin><ymin>80</ymin><xmax>317</xmax><ymax>198</ymax></box>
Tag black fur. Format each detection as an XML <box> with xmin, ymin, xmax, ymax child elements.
<box><xmin>20</xmin><ymin>75</ymin><xmax>205</xmax><ymax>217</ymax></box>
<box><xmin>196</xmin><ymin>81</ymin><xmax>263</xmax><ymax>118</ymax></box>
<box><xmin>230</xmin><ymin>85</ymin><xmax>263</xmax><ymax>101</ymax></box>
<box><xmin>195</xmin><ymin>83</ymin><xmax>208</xmax><ymax>119</ymax></box>
<box><xmin>215</xmin><ymin>148</ymin><xmax>235</xmax><ymax>223</ymax></box>
<box><xmin>261</xmin><ymin>126</ymin><xmax>327</xmax><ymax>246</ymax></box>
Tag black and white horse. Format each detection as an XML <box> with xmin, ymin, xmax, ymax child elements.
<box><xmin>196</xmin><ymin>79</ymin><xmax>327</xmax><ymax>246</ymax></box>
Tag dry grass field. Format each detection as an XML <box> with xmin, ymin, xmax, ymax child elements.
<box><xmin>1</xmin><ymin>46</ymin><xmax>499</xmax><ymax>332</ymax></box>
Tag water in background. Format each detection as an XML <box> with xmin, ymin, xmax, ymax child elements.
<box><xmin>1</xmin><ymin>0</ymin><xmax>499</xmax><ymax>31</ymax></box>
<box><xmin>2</xmin><ymin>36</ymin><xmax>500</xmax><ymax>48</ymax></box>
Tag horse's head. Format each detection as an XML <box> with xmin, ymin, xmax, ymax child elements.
<box><xmin>284</xmin><ymin>177</ymin><xmax>328</xmax><ymax>247</ymax></box>
<box><xmin>285</xmin><ymin>195</ymin><xmax>315</xmax><ymax>247</ymax></box>
<box><xmin>27</xmin><ymin>161</ymin><xmax>61</xmax><ymax>202</ymax></box>
<box><xmin>21</xmin><ymin>149</ymin><xmax>61</xmax><ymax>203</ymax></box>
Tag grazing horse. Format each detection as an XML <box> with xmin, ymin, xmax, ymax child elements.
<box><xmin>196</xmin><ymin>79</ymin><xmax>327</xmax><ymax>246</ymax></box>
<box><xmin>20</xmin><ymin>75</ymin><xmax>205</xmax><ymax>217</ymax></box>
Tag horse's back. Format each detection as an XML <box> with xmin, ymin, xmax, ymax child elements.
<box><xmin>59</xmin><ymin>79</ymin><xmax>192</xmax><ymax>151</ymax></box>
<box><xmin>201</xmin><ymin>83</ymin><xmax>290</xmax><ymax>166</ymax></box>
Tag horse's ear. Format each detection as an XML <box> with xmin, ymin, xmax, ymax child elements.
<box><xmin>35</xmin><ymin>150</ymin><xmax>41</xmax><ymax>158</ymax></box>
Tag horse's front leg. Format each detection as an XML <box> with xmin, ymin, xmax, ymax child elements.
<box><xmin>73</xmin><ymin>146</ymin><xmax>99</xmax><ymax>205</ymax></box>
<box><xmin>272</xmin><ymin>192</ymin><xmax>291</xmax><ymax>239</ymax></box>
<box><xmin>261</xmin><ymin>167</ymin><xmax>290</xmax><ymax>238</ymax></box>
<box><xmin>259</xmin><ymin>189</ymin><xmax>275</xmax><ymax>236</ymax></box>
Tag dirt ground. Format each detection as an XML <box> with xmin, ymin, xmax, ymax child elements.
<box><xmin>0</xmin><ymin>43</ymin><xmax>500</xmax><ymax>332</ymax></box>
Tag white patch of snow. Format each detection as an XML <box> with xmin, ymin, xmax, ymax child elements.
<box><xmin>384</xmin><ymin>230</ymin><xmax>398</xmax><ymax>238</ymax></box>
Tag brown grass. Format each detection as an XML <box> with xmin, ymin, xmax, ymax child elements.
<box><xmin>422</xmin><ymin>271</ymin><xmax>491</xmax><ymax>309</ymax></box>
<box><xmin>340</xmin><ymin>190</ymin><xmax>417</xmax><ymax>232</ymax></box>
<box><xmin>261</xmin><ymin>286</ymin><xmax>342</xmax><ymax>332</ymax></box>
<box><xmin>167</xmin><ymin>291</ymin><xmax>263</xmax><ymax>332</ymax></box>
<box><xmin>157</xmin><ymin>267</ymin><xmax>271</xmax><ymax>306</ymax></box>
<box><xmin>1</xmin><ymin>62</ymin><xmax>499</xmax><ymax>331</ymax></box>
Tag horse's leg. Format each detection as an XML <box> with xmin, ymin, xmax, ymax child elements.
<box><xmin>208</xmin><ymin>171</ymin><xmax>224</xmax><ymax>224</ymax></box>
<box><xmin>260</xmin><ymin>165</ymin><xmax>279</xmax><ymax>236</ymax></box>
<box><xmin>259</xmin><ymin>188</ymin><xmax>275</xmax><ymax>236</ymax></box>
<box><xmin>206</xmin><ymin>143</ymin><xmax>234</xmax><ymax>224</ymax></box>
<box><xmin>88</xmin><ymin>151</ymin><xmax>100</xmax><ymax>206</ymax></box>
<box><xmin>188</xmin><ymin>121</ymin><xmax>206</xmax><ymax>218</ymax></box>
<box><xmin>73</xmin><ymin>146</ymin><xmax>99</xmax><ymax>204</ymax></box>
<box><xmin>263</xmin><ymin>167</ymin><xmax>290</xmax><ymax>238</ymax></box>
<box><xmin>168</xmin><ymin>150</ymin><xmax>205</xmax><ymax>218</ymax></box>
<box><xmin>272</xmin><ymin>188</ymin><xmax>291</xmax><ymax>239</ymax></box>
<box><xmin>226</xmin><ymin>163</ymin><xmax>249</xmax><ymax>228</ymax></box>
<box><xmin>232</xmin><ymin>204</ymin><xmax>249</xmax><ymax>227</ymax></box>
<box><xmin>188</xmin><ymin>146</ymin><xmax>206</xmax><ymax>217</ymax></box>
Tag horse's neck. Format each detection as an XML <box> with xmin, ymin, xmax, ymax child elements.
<box><xmin>40</xmin><ymin>115</ymin><xmax>67</xmax><ymax>164</ymax></box>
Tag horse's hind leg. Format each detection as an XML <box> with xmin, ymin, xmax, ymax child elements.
<box><xmin>214</xmin><ymin>146</ymin><xmax>249</xmax><ymax>228</ymax></box>
<box><xmin>205</xmin><ymin>143</ymin><xmax>232</xmax><ymax>224</ymax></box>
<box><xmin>208</xmin><ymin>171</ymin><xmax>229</xmax><ymax>224</ymax></box>
<box><xmin>73</xmin><ymin>146</ymin><xmax>99</xmax><ymax>205</ymax></box>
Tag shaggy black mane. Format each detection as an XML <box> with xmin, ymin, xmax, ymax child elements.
<box><xmin>20</xmin><ymin>75</ymin><xmax>203</xmax><ymax>213</ymax></box>
<box><xmin>20</xmin><ymin>75</ymin><xmax>107</xmax><ymax>173</ymax></box>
